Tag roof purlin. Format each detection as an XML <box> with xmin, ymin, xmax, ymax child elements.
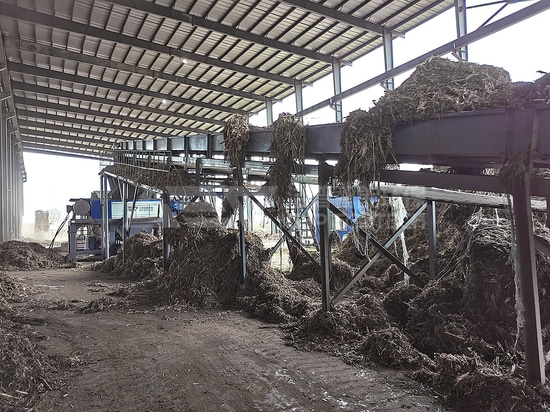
<box><xmin>9</xmin><ymin>62</ymin><xmax>242</xmax><ymax>120</ymax></box>
<box><xmin>0</xmin><ymin>2</ymin><xmax>297</xmax><ymax>85</ymax></box>
<box><xmin>12</xmin><ymin>81</ymin><xmax>220</xmax><ymax>135</ymax></box>
<box><xmin>102</xmin><ymin>0</ymin><xmax>335</xmax><ymax>63</ymax></box>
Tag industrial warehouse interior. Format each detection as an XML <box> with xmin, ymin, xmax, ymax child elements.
<box><xmin>1</xmin><ymin>0</ymin><xmax>550</xmax><ymax>410</ymax></box>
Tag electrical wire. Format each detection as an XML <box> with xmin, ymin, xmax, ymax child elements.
<box><xmin>49</xmin><ymin>211</ymin><xmax>71</xmax><ymax>249</ymax></box>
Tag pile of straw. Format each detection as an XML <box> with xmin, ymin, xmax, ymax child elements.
<box><xmin>337</xmin><ymin>57</ymin><xmax>513</xmax><ymax>187</ymax></box>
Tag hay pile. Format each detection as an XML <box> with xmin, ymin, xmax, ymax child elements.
<box><xmin>287</xmin><ymin>254</ymin><xmax>356</xmax><ymax>292</ymax></box>
<box><xmin>337</xmin><ymin>57</ymin><xmax>513</xmax><ymax>187</ymax></box>
<box><xmin>95</xmin><ymin>231</ymin><xmax>162</xmax><ymax>280</ymax></box>
<box><xmin>98</xmin><ymin>217</ymin><xmax>323</xmax><ymax>318</ymax></box>
<box><xmin>96</xmin><ymin>201</ymin><xmax>220</xmax><ymax>282</ymax></box>
<box><xmin>127</xmin><ymin>222</ymin><xmax>267</xmax><ymax>307</ymax></box>
<box><xmin>237</xmin><ymin>268</ymin><xmax>320</xmax><ymax>323</ymax></box>
<box><xmin>284</xmin><ymin>213</ymin><xmax>550</xmax><ymax>411</ymax></box>
<box><xmin>175</xmin><ymin>200</ymin><xmax>219</xmax><ymax>229</ymax></box>
<box><xmin>284</xmin><ymin>295</ymin><xmax>429</xmax><ymax>368</ymax></box>
<box><xmin>0</xmin><ymin>241</ymin><xmax>76</xmax><ymax>271</ymax></box>
<box><xmin>462</xmin><ymin>223</ymin><xmax>516</xmax><ymax>325</ymax></box>
<box><xmin>0</xmin><ymin>273</ymin><xmax>54</xmax><ymax>411</ymax></box>
<box><xmin>512</xmin><ymin>72</ymin><xmax>550</xmax><ymax>106</ymax></box>
<box><xmin>268</xmin><ymin>113</ymin><xmax>306</xmax><ymax>217</ymax></box>
<box><xmin>103</xmin><ymin>164</ymin><xmax>195</xmax><ymax>190</ymax></box>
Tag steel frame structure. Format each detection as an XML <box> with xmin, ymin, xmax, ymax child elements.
<box><xmin>0</xmin><ymin>0</ymin><xmax>547</xmax><ymax>244</ymax></box>
<box><xmin>113</xmin><ymin>104</ymin><xmax>550</xmax><ymax>384</ymax></box>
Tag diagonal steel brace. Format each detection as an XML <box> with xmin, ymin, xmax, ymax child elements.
<box><xmin>269</xmin><ymin>194</ymin><xmax>319</xmax><ymax>258</ymax></box>
<box><xmin>243</xmin><ymin>186</ymin><xmax>319</xmax><ymax>268</ymax></box>
<box><xmin>328</xmin><ymin>201</ymin><xmax>425</xmax><ymax>292</ymax></box>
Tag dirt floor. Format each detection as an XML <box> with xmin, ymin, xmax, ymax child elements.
<box><xmin>6</xmin><ymin>265</ymin><xmax>454</xmax><ymax>411</ymax></box>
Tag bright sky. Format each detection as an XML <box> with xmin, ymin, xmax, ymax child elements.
<box><xmin>22</xmin><ymin>1</ymin><xmax>550</xmax><ymax>224</ymax></box>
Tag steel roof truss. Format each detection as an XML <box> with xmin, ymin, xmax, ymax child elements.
<box><xmin>0</xmin><ymin>2</ymin><xmax>296</xmax><ymax>85</ymax></box>
<box><xmin>102</xmin><ymin>0</ymin><xmax>333</xmax><ymax>63</ymax></box>
<box><xmin>9</xmin><ymin>67</ymin><xmax>232</xmax><ymax>126</ymax></box>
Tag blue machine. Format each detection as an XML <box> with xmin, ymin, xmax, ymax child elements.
<box><xmin>315</xmin><ymin>196</ymin><xmax>370</xmax><ymax>242</ymax></box>
<box><xmin>68</xmin><ymin>197</ymin><xmax>164</xmax><ymax>260</ymax></box>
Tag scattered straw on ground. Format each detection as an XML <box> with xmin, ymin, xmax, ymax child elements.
<box><xmin>0</xmin><ymin>273</ymin><xmax>55</xmax><ymax>411</ymax></box>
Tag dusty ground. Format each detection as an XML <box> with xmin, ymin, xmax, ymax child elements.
<box><xmin>8</xmin><ymin>266</ymin><xmax>453</xmax><ymax>411</ymax></box>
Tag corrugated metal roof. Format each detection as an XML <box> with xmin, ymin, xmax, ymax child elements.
<box><xmin>0</xmin><ymin>0</ymin><xmax>462</xmax><ymax>158</ymax></box>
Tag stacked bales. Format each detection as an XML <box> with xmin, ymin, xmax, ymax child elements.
<box><xmin>0</xmin><ymin>241</ymin><xmax>76</xmax><ymax>271</ymax></box>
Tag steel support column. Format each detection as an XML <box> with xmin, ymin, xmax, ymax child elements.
<box><xmin>266</xmin><ymin>100</ymin><xmax>274</xmax><ymax>126</ymax></box>
<box><xmin>6</xmin><ymin>128</ymin><xmax>13</xmax><ymax>239</ymax></box>
<box><xmin>382</xmin><ymin>28</ymin><xmax>395</xmax><ymax>90</ymax></box>
<box><xmin>100</xmin><ymin>174</ymin><xmax>110</xmax><ymax>260</ymax></box>
<box><xmin>14</xmin><ymin>153</ymin><xmax>23</xmax><ymax>238</ymax></box>
<box><xmin>331</xmin><ymin>60</ymin><xmax>343</xmax><ymax>123</ymax></box>
<box><xmin>0</xmin><ymin>96</ymin><xmax>4</xmax><ymax>241</ymax></box>
<box><xmin>511</xmin><ymin>170</ymin><xmax>545</xmax><ymax>384</ymax></box>
<box><xmin>455</xmin><ymin>0</ymin><xmax>468</xmax><ymax>60</ymax></box>
<box><xmin>427</xmin><ymin>200</ymin><xmax>437</xmax><ymax>279</ymax></box>
<box><xmin>246</xmin><ymin>196</ymin><xmax>253</xmax><ymax>232</ymax></box>
<box><xmin>295</xmin><ymin>81</ymin><xmax>304</xmax><ymax>122</ymax></box>
<box><xmin>318</xmin><ymin>162</ymin><xmax>333</xmax><ymax>311</ymax></box>
<box><xmin>0</xmin><ymin>109</ymin><xmax>7</xmax><ymax>241</ymax></box>
<box><xmin>238</xmin><ymin>190</ymin><xmax>247</xmax><ymax>283</ymax></box>
<box><xmin>195</xmin><ymin>157</ymin><xmax>203</xmax><ymax>187</ymax></box>
<box><xmin>162</xmin><ymin>192</ymin><xmax>171</xmax><ymax>272</ymax></box>
<box><xmin>121</xmin><ymin>180</ymin><xmax>128</xmax><ymax>264</ymax></box>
